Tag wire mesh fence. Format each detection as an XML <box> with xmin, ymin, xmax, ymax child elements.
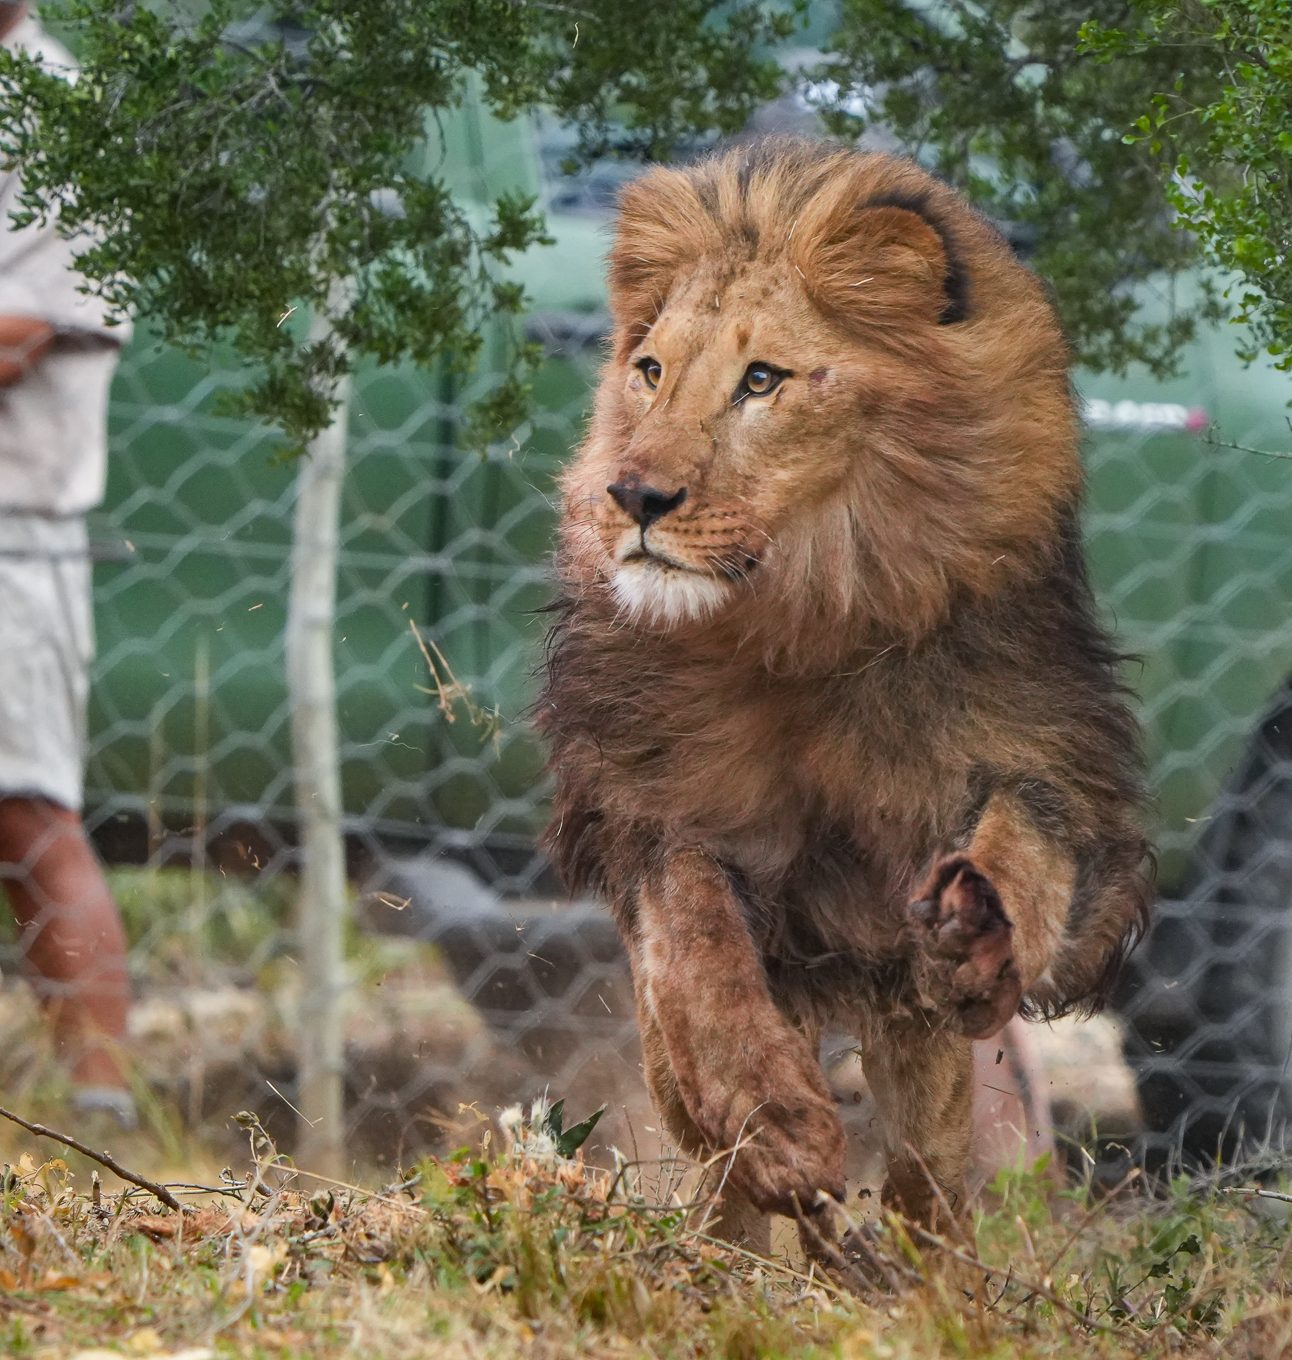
<box><xmin>3</xmin><ymin>282</ymin><xmax>1292</xmax><ymax>1184</ymax></box>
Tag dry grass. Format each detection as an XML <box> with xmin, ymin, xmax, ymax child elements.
<box><xmin>1</xmin><ymin>1103</ymin><xmax>1291</xmax><ymax>1360</ymax></box>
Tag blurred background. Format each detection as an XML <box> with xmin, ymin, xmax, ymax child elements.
<box><xmin>3</xmin><ymin>3</ymin><xmax>1291</xmax><ymax>1185</ymax></box>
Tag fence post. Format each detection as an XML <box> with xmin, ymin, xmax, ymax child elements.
<box><xmin>286</xmin><ymin>302</ymin><xmax>352</xmax><ymax>1177</ymax></box>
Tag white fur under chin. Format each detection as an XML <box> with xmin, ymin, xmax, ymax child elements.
<box><xmin>612</xmin><ymin>563</ymin><xmax>731</xmax><ymax>627</ymax></box>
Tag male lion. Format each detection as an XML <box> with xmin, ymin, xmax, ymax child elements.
<box><xmin>539</xmin><ymin>138</ymin><xmax>1150</xmax><ymax>1248</ymax></box>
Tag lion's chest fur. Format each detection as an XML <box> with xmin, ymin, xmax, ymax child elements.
<box><xmin>542</xmin><ymin>616</ymin><xmax>977</xmax><ymax>954</ymax></box>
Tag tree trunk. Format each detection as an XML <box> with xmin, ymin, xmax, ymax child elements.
<box><xmin>286</xmin><ymin>306</ymin><xmax>352</xmax><ymax>1177</ymax></box>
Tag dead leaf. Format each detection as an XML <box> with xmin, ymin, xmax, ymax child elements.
<box><xmin>9</xmin><ymin>1217</ymin><xmax>36</xmax><ymax>1257</ymax></box>
<box><xmin>34</xmin><ymin>1270</ymin><xmax>89</xmax><ymax>1291</ymax></box>
<box><xmin>186</xmin><ymin>1208</ymin><xmax>237</xmax><ymax>1238</ymax></box>
<box><xmin>246</xmin><ymin>1240</ymin><xmax>286</xmax><ymax>1283</ymax></box>
<box><xmin>130</xmin><ymin>1215</ymin><xmax>177</xmax><ymax>1240</ymax></box>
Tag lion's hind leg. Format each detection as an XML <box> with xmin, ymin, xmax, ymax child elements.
<box><xmin>860</xmin><ymin>1024</ymin><xmax>974</xmax><ymax>1232</ymax></box>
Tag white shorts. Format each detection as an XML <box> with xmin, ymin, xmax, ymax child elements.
<box><xmin>0</xmin><ymin>514</ymin><xmax>93</xmax><ymax>812</ymax></box>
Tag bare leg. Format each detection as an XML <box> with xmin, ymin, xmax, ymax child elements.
<box><xmin>629</xmin><ymin>849</ymin><xmax>845</xmax><ymax>1217</ymax></box>
<box><xmin>970</xmin><ymin>1017</ymin><xmax>1055</xmax><ymax>1190</ymax></box>
<box><xmin>862</xmin><ymin>1025</ymin><xmax>973</xmax><ymax>1229</ymax></box>
<box><xmin>0</xmin><ymin>797</ymin><xmax>131</xmax><ymax>1090</ymax></box>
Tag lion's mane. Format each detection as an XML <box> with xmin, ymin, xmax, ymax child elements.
<box><xmin>539</xmin><ymin>139</ymin><xmax>1150</xmax><ymax>1023</ymax></box>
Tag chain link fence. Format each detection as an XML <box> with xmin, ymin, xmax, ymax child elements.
<box><xmin>1087</xmin><ymin>398</ymin><xmax>1292</xmax><ymax>1170</ymax></box>
<box><xmin>2</xmin><ymin>272</ymin><xmax>1292</xmax><ymax>1182</ymax></box>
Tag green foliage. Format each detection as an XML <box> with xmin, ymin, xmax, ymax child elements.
<box><xmin>4</xmin><ymin>1129</ymin><xmax>1292</xmax><ymax>1358</ymax></box>
<box><xmin>0</xmin><ymin>1</ymin><xmax>802</xmax><ymax>449</ymax></box>
<box><xmin>818</xmin><ymin>0</ymin><xmax>1290</xmax><ymax>379</ymax></box>
<box><xmin>1100</xmin><ymin>1182</ymin><xmax>1225</xmax><ymax>1333</ymax></box>
<box><xmin>539</xmin><ymin>1098</ymin><xmax>607</xmax><ymax>1158</ymax></box>
<box><xmin>1081</xmin><ymin>1</ymin><xmax>1292</xmax><ymax>373</ymax></box>
<box><xmin>105</xmin><ymin>867</ymin><xmax>293</xmax><ymax>975</ymax></box>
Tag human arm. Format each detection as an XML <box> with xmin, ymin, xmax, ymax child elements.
<box><xmin>0</xmin><ymin>312</ymin><xmax>54</xmax><ymax>385</ymax></box>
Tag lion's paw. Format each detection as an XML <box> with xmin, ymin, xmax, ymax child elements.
<box><xmin>691</xmin><ymin>1047</ymin><xmax>846</xmax><ymax>1217</ymax></box>
<box><xmin>909</xmin><ymin>855</ymin><xmax>1022</xmax><ymax>1039</ymax></box>
<box><xmin>724</xmin><ymin>1090</ymin><xmax>847</xmax><ymax>1218</ymax></box>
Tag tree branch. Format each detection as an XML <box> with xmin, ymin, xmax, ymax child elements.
<box><xmin>0</xmin><ymin>1103</ymin><xmax>186</xmax><ymax>1213</ymax></box>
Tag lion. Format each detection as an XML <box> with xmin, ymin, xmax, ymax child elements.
<box><xmin>538</xmin><ymin>138</ymin><xmax>1150</xmax><ymax>1251</ymax></box>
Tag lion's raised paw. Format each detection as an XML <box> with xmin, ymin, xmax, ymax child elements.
<box><xmin>909</xmin><ymin>855</ymin><xmax>1023</xmax><ymax>1039</ymax></box>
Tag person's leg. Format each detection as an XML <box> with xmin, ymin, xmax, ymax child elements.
<box><xmin>0</xmin><ymin>795</ymin><xmax>131</xmax><ymax>1090</ymax></box>
<box><xmin>0</xmin><ymin>518</ymin><xmax>133</xmax><ymax>1105</ymax></box>
<box><xmin>970</xmin><ymin>1016</ymin><xmax>1055</xmax><ymax>1190</ymax></box>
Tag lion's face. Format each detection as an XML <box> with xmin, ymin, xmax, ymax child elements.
<box><xmin>559</xmin><ymin>142</ymin><xmax>1080</xmax><ymax>642</ymax></box>
<box><xmin>571</xmin><ymin>263</ymin><xmax>876</xmax><ymax>627</ymax></box>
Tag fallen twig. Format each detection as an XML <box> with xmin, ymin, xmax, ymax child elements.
<box><xmin>0</xmin><ymin>1102</ymin><xmax>186</xmax><ymax>1213</ymax></box>
<box><xmin>287</xmin><ymin>1165</ymin><xmax>430</xmax><ymax>1214</ymax></box>
<box><xmin>1040</xmin><ymin>1166</ymin><xmax>1143</xmax><ymax>1281</ymax></box>
<box><xmin>1220</xmin><ymin>1184</ymin><xmax>1292</xmax><ymax>1205</ymax></box>
<box><xmin>689</xmin><ymin>1225</ymin><xmax>851</xmax><ymax>1297</ymax></box>
<box><xmin>905</xmin><ymin>1222</ymin><xmax>1161</xmax><ymax>1352</ymax></box>
<box><xmin>167</xmin><ymin>1181</ymin><xmax>250</xmax><ymax>1198</ymax></box>
<box><xmin>793</xmin><ymin>1200</ymin><xmax>913</xmax><ymax>1295</ymax></box>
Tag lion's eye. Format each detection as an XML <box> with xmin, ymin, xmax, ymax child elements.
<box><xmin>636</xmin><ymin>357</ymin><xmax>663</xmax><ymax>390</ymax></box>
<box><xmin>737</xmin><ymin>362</ymin><xmax>787</xmax><ymax>401</ymax></box>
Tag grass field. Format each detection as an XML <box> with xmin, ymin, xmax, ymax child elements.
<box><xmin>1</xmin><ymin>1099</ymin><xmax>1289</xmax><ymax>1360</ymax></box>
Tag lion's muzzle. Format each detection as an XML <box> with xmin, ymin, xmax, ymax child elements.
<box><xmin>606</xmin><ymin>475</ymin><xmax>688</xmax><ymax>528</ymax></box>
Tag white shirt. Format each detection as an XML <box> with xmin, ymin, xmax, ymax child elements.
<box><xmin>0</xmin><ymin>14</ymin><xmax>131</xmax><ymax>515</ymax></box>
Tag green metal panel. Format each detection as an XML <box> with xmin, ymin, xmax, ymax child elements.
<box><xmin>90</xmin><ymin>95</ymin><xmax>1292</xmax><ymax>891</ymax></box>
<box><xmin>1082</xmin><ymin>287</ymin><xmax>1292</xmax><ymax>883</ymax></box>
<box><xmin>90</xmin><ymin>95</ymin><xmax>607</xmax><ymax>850</ymax></box>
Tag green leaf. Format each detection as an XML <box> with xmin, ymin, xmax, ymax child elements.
<box><xmin>0</xmin><ymin>0</ymin><xmax>801</xmax><ymax>448</ymax></box>
<box><xmin>814</xmin><ymin>0</ymin><xmax>1292</xmax><ymax>386</ymax></box>
<box><xmin>553</xmin><ymin>1105</ymin><xmax>607</xmax><ymax>1159</ymax></box>
<box><xmin>541</xmin><ymin>1099</ymin><xmax>567</xmax><ymax>1142</ymax></box>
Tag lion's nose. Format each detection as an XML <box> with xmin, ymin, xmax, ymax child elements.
<box><xmin>607</xmin><ymin>478</ymin><xmax>688</xmax><ymax>528</ymax></box>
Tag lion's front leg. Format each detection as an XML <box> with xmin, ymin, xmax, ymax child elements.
<box><xmin>907</xmin><ymin>791</ymin><xmax>1075</xmax><ymax>1039</ymax></box>
<box><xmin>637</xmin><ymin>1004</ymin><xmax>771</xmax><ymax>1253</ymax></box>
<box><xmin>629</xmin><ymin>849</ymin><xmax>846</xmax><ymax>1218</ymax></box>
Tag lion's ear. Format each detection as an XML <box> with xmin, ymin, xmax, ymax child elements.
<box><xmin>608</xmin><ymin>171</ymin><xmax>718</xmax><ymax>360</ymax></box>
<box><xmin>798</xmin><ymin>197</ymin><xmax>967</xmax><ymax>327</ymax></box>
